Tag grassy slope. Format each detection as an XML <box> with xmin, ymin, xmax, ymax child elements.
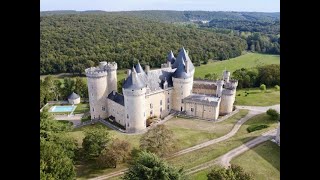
<box><xmin>194</xmin><ymin>53</ymin><xmax>280</xmax><ymax>78</ymax></box>
<box><xmin>235</xmin><ymin>88</ymin><xmax>280</xmax><ymax>106</ymax></box>
<box><xmin>167</xmin><ymin>113</ymin><xmax>279</xmax><ymax>170</ymax></box>
<box><xmin>167</xmin><ymin>110</ymin><xmax>248</xmax><ymax>152</ymax></box>
<box><xmin>231</xmin><ymin>141</ymin><xmax>280</xmax><ymax>180</ymax></box>
<box><xmin>72</xmin><ymin>110</ymin><xmax>248</xmax><ymax>179</ymax></box>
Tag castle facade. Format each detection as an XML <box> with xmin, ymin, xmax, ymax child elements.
<box><xmin>85</xmin><ymin>48</ymin><xmax>238</xmax><ymax>133</ymax></box>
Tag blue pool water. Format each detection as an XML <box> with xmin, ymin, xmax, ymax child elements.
<box><xmin>50</xmin><ymin>106</ymin><xmax>76</xmax><ymax>112</ymax></box>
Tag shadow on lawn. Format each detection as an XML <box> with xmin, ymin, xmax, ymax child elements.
<box><xmin>237</xmin><ymin>135</ymin><xmax>280</xmax><ymax>171</ymax></box>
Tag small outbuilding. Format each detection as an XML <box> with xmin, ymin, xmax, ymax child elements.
<box><xmin>68</xmin><ymin>92</ymin><xmax>80</xmax><ymax>105</ymax></box>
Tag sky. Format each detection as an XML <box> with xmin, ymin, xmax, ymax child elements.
<box><xmin>40</xmin><ymin>0</ymin><xmax>280</xmax><ymax>12</ymax></box>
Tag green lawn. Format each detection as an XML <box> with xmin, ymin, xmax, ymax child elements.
<box><xmin>167</xmin><ymin>113</ymin><xmax>279</xmax><ymax>170</ymax></box>
<box><xmin>73</xmin><ymin>103</ymin><xmax>90</xmax><ymax>114</ymax></box>
<box><xmin>166</xmin><ymin>110</ymin><xmax>248</xmax><ymax>152</ymax></box>
<box><xmin>72</xmin><ymin>110</ymin><xmax>248</xmax><ymax>179</ymax></box>
<box><xmin>235</xmin><ymin>88</ymin><xmax>280</xmax><ymax>106</ymax></box>
<box><xmin>231</xmin><ymin>141</ymin><xmax>280</xmax><ymax>180</ymax></box>
<box><xmin>194</xmin><ymin>53</ymin><xmax>280</xmax><ymax>78</ymax></box>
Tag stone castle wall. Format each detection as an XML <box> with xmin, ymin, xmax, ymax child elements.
<box><xmin>87</xmin><ymin>75</ymin><xmax>108</xmax><ymax>119</ymax></box>
<box><xmin>123</xmin><ymin>88</ymin><xmax>146</xmax><ymax>133</ymax></box>
<box><xmin>107</xmin><ymin>99</ymin><xmax>125</xmax><ymax>126</ymax></box>
<box><xmin>172</xmin><ymin>77</ymin><xmax>193</xmax><ymax>111</ymax></box>
<box><xmin>146</xmin><ymin>88</ymin><xmax>173</xmax><ymax>119</ymax></box>
<box><xmin>185</xmin><ymin>102</ymin><xmax>220</xmax><ymax>120</ymax></box>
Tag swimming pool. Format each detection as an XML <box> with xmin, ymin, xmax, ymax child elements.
<box><xmin>49</xmin><ymin>106</ymin><xmax>77</xmax><ymax>113</ymax></box>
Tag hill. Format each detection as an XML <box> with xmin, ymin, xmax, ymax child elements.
<box><xmin>40</xmin><ymin>14</ymin><xmax>247</xmax><ymax>75</ymax></box>
<box><xmin>194</xmin><ymin>53</ymin><xmax>280</xmax><ymax>78</ymax></box>
<box><xmin>40</xmin><ymin>10</ymin><xmax>279</xmax><ymax>23</ymax></box>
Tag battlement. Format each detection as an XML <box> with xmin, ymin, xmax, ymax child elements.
<box><xmin>224</xmin><ymin>79</ymin><xmax>238</xmax><ymax>89</ymax></box>
<box><xmin>106</xmin><ymin>62</ymin><xmax>118</xmax><ymax>71</ymax></box>
<box><xmin>222</xmin><ymin>88</ymin><xmax>235</xmax><ymax>96</ymax></box>
<box><xmin>85</xmin><ymin>67</ymin><xmax>108</xmax><ymax>78</ymax></box>
<box><xmin>216</xmin><ymin>80</ymin><xmax>224</xmax><ymax>86</ymax></box>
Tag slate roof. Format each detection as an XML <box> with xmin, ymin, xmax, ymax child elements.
<box><xmin>68</xmin><ymin>92</ymin><xmax>80</xmax><ymax>99</ymax></box>
<box><xmin>172</xmin><ymin>61</ymin><xmax>192</xmax><ymax>79</ymax></box>
<box><xmin>107</xmin><ymin>91</ymin><xmax>125</xmax><ymax>106</ymax></box>
<box><xmin>172</xmin><ymin>47</ymin><xmax>194</xmax><ymax>71</ymax></box>
<box><xmin>123</xmin><ymin>48</ymin><xmax>194</xmax><ymax>92</ymax></box>
<box><xmin>122</xmin><ymin>67</ymin><xmax>146</xmax><ymax>90</ymax></box>
<box><xmin>135</xmin><ymin>62</ymin><xmax>145</xmax><ymax>74</ymax></box>
<box><xmin>167</xmin><ymin>50</ymin><xmax>176</xmax><ymax>64</ymax></box>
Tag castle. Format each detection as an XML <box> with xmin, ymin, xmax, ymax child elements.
<box><xmin>85</xmin><ymin>48</ymin><xmax>238</xmax><ymax>133</ymax></box>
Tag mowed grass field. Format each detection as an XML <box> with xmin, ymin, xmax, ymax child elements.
<box><xmin>194</xmin><ymin>53</ymin><xmax>280</xmax><ymax>78</ymax></box>
<box><xmin>235</xmin><ymin>88</ymin><xmax>280</xmax><ymax>106</ymax></box>
<box><xmin>231</xmin><ymin>141</ymin><xmax>280</xmax><ymax>180</ymax></box>
<box><xmin>71</xmin><ymin>110</ymin><xmax>248</xmax><ymax>179</ymax></box>
<box><xmin>167</xmin><ymin>113</ymin><xmax>279</xmax><ymax>170</ymax></box>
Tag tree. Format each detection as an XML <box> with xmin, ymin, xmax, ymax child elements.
<box><xmin>82</xmin><ymin>126</ymin><xmax>112</xmax><ymax>159</ymax></box>
<box><xmin>40</xmin><ymin>139</ymin><xmax>76</xmax><ymax>180</ymax></box>
<box><xmin>257</xmin><ymin>64</ymin><xmax>280</xmax><ymax>87</ymax></box>
<box><xmin>207</xmin><ymin>165</ymin><xmax>252</xmax><ymax>180</ymax></box>
<box><xmin>140</xmin><ymin>124</ymin><xmax>175</xmax><ymax>157</ymax></box>
<box><xmin>74</xmin><ymin>77</ymin><xmax>88</xmax><ymax>98</ymax></box>
<box><xmin>117</xmin><ymin>79</ymin><xmax>125</xmax><ymax>94</ymax></box>
<box><xmin>97</xmin><ymin>138</ymin><xmax>131</xmax><ymax>168</ymax></box>
<box><xmin>260</xmin><ymin>84</ymin><xmax>266</xmax><ymax>92</ymax></box>
<box><xmin>123</xmin><ymin>151</ymin><xmax>186</xmax><ymax>180</ymax></box>
<box><xmin>266</xmin><ymin>108</ymin><xmax>280</xmax><ymax>120</ymax></box>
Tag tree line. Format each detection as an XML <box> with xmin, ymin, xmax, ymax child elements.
<box><xmin>40</xmin><ymin>14</ymin><xmax>247</xmax><ymax>75</ymax></box>
<box><xmin>202</xmin><ymin>64</ymin><xmax>280</xmax><ymax>89</ymax></box>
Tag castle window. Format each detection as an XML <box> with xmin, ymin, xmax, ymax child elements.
<box><xmin>191</xmin><ymin>108</ymin><xmax>194</xmax><ymax>112</ymax></box>
<box><xmin>128</xmin><ymin>123</ymin><xmax>129</xmax><ymax>127</ymax></box>
<box><xmin>167</xmin><ymin>105</ymin><xmax>169</xmax><ymax>110</ymax></box>
<box><xmin>102</xmin><ymin>106</ymin><xmax>105</xmax><ymax>111</ymax></box>
<box><xmin>167</xmin><ymin>98</ymin><xmax>169</xmax><ymax>103</ymax></box>
<box><xmin>93</xmin><ymin>108</ymin><xmax>94</xmax><ymax>112</ymax></box>
<box><xmin>127</xmin><ymin>114</ymin><xmax>129</xmax><ymax>119</ymax></box>
<box><xmin>160</xmin><ymin>107</ymin><xmax>162</xmax><ymax>112</ymax></box>
<box><xmin>160</xmin><ymin>100</ymin><xmax>162</xmax><ymax>105</ymax></box>
<box><xmin>150</xmin><ymin>103</ymin><xmax>153</xmax><ymax>109</ymax></box>
<box><xmin>150</xmin><ymin>110</ymin><xmax>153</xmax><ymax>116</ymax></box>
<box><xmin>181</xmin><ymin>100</ymin><xmax>183</xmax><ymax>103</ymax></box>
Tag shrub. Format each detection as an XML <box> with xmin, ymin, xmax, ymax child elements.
<box><xmin>274</xmin><ymin>85</ymin><xmax>280</xmax><ymax>90</ymax></box>
<box><xmin>260</xmin><ymin>84</ymin><xmax>266</xmax><ymax>92</ymax></box>
<box><xmin>238</xmin><ymin>94</ymin><xmax>241</xmax><ymax>96</ymax></box>
<box><xmin>247</xmin><ymin>124</ymin><xmax>269</xmax><ymax>133</ymax></box>
<box><xmin>266</xmin><ymin>108</ymin><xmax>280</xmax><ymax>120</ymax></box>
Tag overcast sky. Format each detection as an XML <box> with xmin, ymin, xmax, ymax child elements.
<box><xmin>40</xmin><ymin>0</ymin><xmax>280</xmax><ymax>12</ymax></box>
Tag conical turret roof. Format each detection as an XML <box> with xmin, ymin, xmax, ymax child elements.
<box><xmin>135</xmin><ymin>62</ymin><xmax>145</xmax><ymax>74</ymax></box>
<box><xmin>172</xmin><ymin>47</ymin><xmax>194</xmax><ymax>71</ymax></box>
<box><xmin>172</xmin><ymin>60</ymin><xmax>192</xmax><ymax>79</ymax></box>
<box><xmin>123</xmin><ymin>67</ymin><xmax>146</xmax><ymax>90</ymax></box>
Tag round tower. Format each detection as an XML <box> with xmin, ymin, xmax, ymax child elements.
<box><xmin>223</xmin><ymin>70</ymin><xmax>230</xmax><ymax>83</ymax></box>
<box><xmin>216</xmin><ymin>80</ymin><xmax>224</xmax><ymax>97</ymax></box>
<box><xmin>219</xmin><ymin>89</ymin><xmax>236</xmax><ymax>115</ymax></box>
<box><xmin>172</xmin><ymin>62</ymin><xmax>193</xmax><ymax>111</ymax></box>
<box><xmin>106</xmin><ymin>62</ymin><xmax>118</xmax><ymax>95</ymax></box>
<box><xmin>122</xmin><ymin>67</ymin><xmax>147</xmax><ymax>133</ymax></box>
<box><xmin>85</xmin><ymin>62</ymin><xmax>109</xmax><ymax>120</ymax></box>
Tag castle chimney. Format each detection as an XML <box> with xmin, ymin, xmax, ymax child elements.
<box><xmin>127</xmin><ymin>69</ymin><xmax>131</xmax><ymax>78</ymax></box>
<box><xmin>145</xmin><ymin>65</ymin><xmax>150</xmax><ymax>74</ymax></box>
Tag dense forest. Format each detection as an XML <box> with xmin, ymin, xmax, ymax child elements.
<box><xmin>41</xmin><ymin>10</ymin><xmax>279</xmax><ymax>23</ymax></box>
<box><xmin>40</xmin><ymin>14</ymin><xmax>247</xmax><ymax>75</ymax></box>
